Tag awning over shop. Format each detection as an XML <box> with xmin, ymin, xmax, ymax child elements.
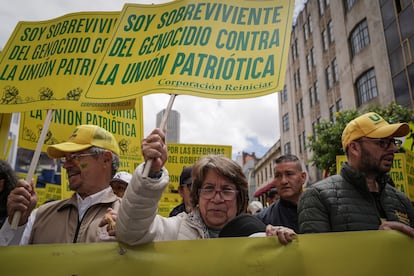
<box><xmin>253</xmin><ymin>180</ymin><xmax>276</xmax><ymax>197</ymax></box>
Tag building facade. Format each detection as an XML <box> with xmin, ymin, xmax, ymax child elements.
<box><xmin>252</xmin><ymin>140</ymin><xmax>281</xmax><ymax>202</ymax></box>
<box><xmin>279</xmin><ymin>0</ymin><xmax>413</xmax><ymax>184</ymax></box>
<box><xmin>156</xmin><ymin>109</ymin><xmax>180</xmax><ymax>143</ymax></box>
<box><xmin>236</xmin><ymin>152</ymin><xmax>260</xmax><ymax>202</ymax></box>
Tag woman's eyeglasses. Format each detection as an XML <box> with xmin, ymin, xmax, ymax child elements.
<box><xmin>198</xmin><ymin>188</ymin><xmax>238</xmax><ymax>201</ymax></box>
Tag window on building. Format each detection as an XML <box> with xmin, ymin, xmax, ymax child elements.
<box><xmin>312</xmin><ymin>121</ymin><xmax>317</xmax><ymax>137</ymax></box>
<box><xmin>291</xmin><ymin>38</ymin><xmax>298</xmax><ymax>60</ymax></box>
<box><xmin>308</xmin><ymin>15</ymin><xmax>313</xmax><ymax>33</ymax></box>
<box><xmin>329</xmin><ymin>105</ymin><xmax>335</xmax><ymax>122</ymax></box>
<box><xmin>306</xmin><ymin>54</ymin><xmax>312</xmax><ymax>73</ymax></box>
<box><xmin>294</xmin><ymin>39</ymin><xmax>298</xmax><ymax>58</ymax></box>
<box><xmin>332</xmin><ymin>58</ymin><xmax>339</xmax><ymax>82</ymax></box>
<box><xmin>395</xmin><ymin>0</ymin><xmax>402</xmax><ymax>13</ymax></box>
<box><xmin>291</xmin><ymin>44</ymin><xmax>296</xmax><ymax>61</ymax></box>
<box><xmin>344</xmin><ymin>0</ymin><xmax>357</xmax><ymax>12</ymax></box>
<box><xmin>304</xmin><ymin>22</ymin><xmax>309</xmax><ymax>41</ymax></box>
<box><xmin>281</xmin><ymin>85</ymin><xmax>288</xmax><ymax>104</ymax></box>
<box><xmin>296</xmin><ymin>98</ymin><xmax>304</xmax><ymax>120</ymax></box>
<box><xmin>309</xmin><ymin>87</ymin><xmax>314</xmax><ymax>107</ymax></box>
<box><xmin>356</xmin><ymin>68</ymin><xmax>378</xmax><ymax>106</ymax></box>
<box><xmin>325</xmin><ymin>65</ymin><xmax>333</xmax><ymax>89</ymax></box>
<box><xmin>314</xmin><ymin>81</ymin><xmax>320</xmax><ymax>102</ymax></box>
<box><xmin>336</xmin><ymin>98</ymin><xmax>343</xmax><ymax>111</ymax></box>
<box><xmin>269</xmin><ymin>163</ymin><xmax>273</xmax><ymax>178</ymax></box>
<box><xmin>284</xmin><ymin>142</ymin><xmax>291</xmax><ymax>155</ymax></box>
<box><xmin>300</xmin><ymin>98</ymin><xmax>304</xmax><ymax>119</ymax></box>
<box><xmin>328</xmin><ymin>20</ymin><xmax>334</xmax><ymax>43</ymax></box>
<box><xmin>322</xmin><ymin>29</ymin><xmax>328</xmax><ymax>51</ymax></box>
<box><xmin>393</xmin><ymin>70</ymin><xmax>412</xmax><ymax>104</ymax></box>
<box><xmin>402</xmin><ymin>39</ymin><xmax>413</xmax><ymax>65</ymax></box>
<box><xmin>297</xmin><ymin>69</ymin><xmax>301</xmax><ymax>87</ymax></box>
<box><xmin>296</xmin><ymin>103</ymin><xmax>300</xmax><ymax>120</ymax></box>
<box><xmin>302</xmin><ymin>130</ymin><xmax>307</xmax><ymax>151</ymax></box>
<box><xmin>298</xmin><ymin>134</ymin><xmax>303</xmax><ymax>153</ymax></box>
<box><xmin>350</xmin><ymin>19</ymin><xmax>370</xmax><ymax>57</ymax></box>
<box><xmin>318</xmin><ymin>0</ymin><xmax>325</xmax><ymax>16</ymax></box>
<box><xmin>282</xmin><ymin>113</ymin><xmax>290</xmax><ymax>132</ymax></box>
<box><xmin>311</xmin><ymin>47</ymin><xmax>316</xmax><ymax>66</ymax></box>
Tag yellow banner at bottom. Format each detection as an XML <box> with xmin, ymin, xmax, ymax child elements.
<box><xmin>1</xmin><ymin>230</ymin><xmax>413</xmax><ymax>275</ymax></box>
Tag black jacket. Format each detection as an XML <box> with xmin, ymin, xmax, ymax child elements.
<box><xmin>169</xmin><ymin>202</ymin><xmax>186</xmax><ymax>217</ymax></box>
<box><xmin>255</xmin><ymin>198</ymin><xmax>299</xmax><ymax>232</ymax></box>
<box><xmin>298</xmin><ymin>163</ymin><xmax>414</xmax><ymax>233</ymax></box>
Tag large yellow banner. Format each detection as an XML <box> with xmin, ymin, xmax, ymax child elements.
<box><xmin>1</xmin><ymin>231</ymin><xmax>413</xmax><ymax>275</ymax></box>
<box><xmin>0</xmin><ymin>11</ymin><xmax>134</xmax><ymax>112</ymax></box>
<box><xmin>16</xmin><ymin>99</ymin><xmax>144</xmax><ymax>202</ymax></box>
<box><xmin>86</xmin><ymin>0</ymin><xmax>294</xmax><ymax>101</ymax></box>
<box><xmin>19</xmin><ymin>99</ymin><xmax>143</xmax><ymax>166</ymax></box>
<box><xmin>0</xmin><ymin>0</ymin><xmax>294</xmax><ymax>112</ymax></box>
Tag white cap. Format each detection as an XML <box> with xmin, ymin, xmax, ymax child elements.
<box><xmin>110</xmin><ymin>171</ymin><xmax>132</xmax><ymax>185</ymax></box>
<box><xmin>247</xmin><ymin>201</ymin><xmax>263</xmax><ymax>214</ymax></box>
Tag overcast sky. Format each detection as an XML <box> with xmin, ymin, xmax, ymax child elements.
<box><xmin>0</xmin><ymin>0</ymin><xmax>306</xmax><ymax>159</ymax></box>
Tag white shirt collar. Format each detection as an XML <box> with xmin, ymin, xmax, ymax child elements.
<box><xmin>76</xmin><ymin>187</ymin><xmax>112</xmax><ymax>220</ymax></box>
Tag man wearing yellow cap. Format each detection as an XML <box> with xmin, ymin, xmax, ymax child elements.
<box><xmin>0</xmin><ymin>125</ymin><xmax>121</xmax><ymax>245</ymax></box>
<box><xmin>298</xmin><ymin>112</ymin><xmax>414</xmax><ymax>237</ymax></box>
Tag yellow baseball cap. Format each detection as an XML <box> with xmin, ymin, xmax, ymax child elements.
<box><xmin>341</xmin><ymin>112</ymin><xmax>409</xmax><ymax>151</ymax></box>
<box><xmin>47</xmin><ymin>125</ymin><xmax>120</xmax><ymax>158</ymax></box>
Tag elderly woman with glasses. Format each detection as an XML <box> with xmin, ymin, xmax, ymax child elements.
<box><xmin>117</xmin><ymin>128</ymin><xmax>295</xmax><ymax>245</ymax></box>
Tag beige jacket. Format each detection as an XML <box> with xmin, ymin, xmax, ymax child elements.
<box><xmin>29</xmin><ymin>189</ymin><xmax>120</xmax><ymax>244</ymax></box>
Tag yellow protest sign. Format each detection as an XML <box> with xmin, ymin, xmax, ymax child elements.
<box><xmin>35</xmin><ymin>188</ymin><xmax>46</xmax><ymax>206</ymax></box>
<box><xmin>0</xmin><ymin>113</ymin><xmax>12</xmax><ymax>159</ymax></box>
<box><xmin>18</xmin><ymin>98</ymin><xmax>143</xmax><ymax>171</ymax></box>
<box><xmin>336</xmin><ymin>155</ymin><xmax>347</xmax><ymax>174</ymax></box>
<box><xmin>1</xmin><ymin>0</ymin><xmax>293</xmax><ymax>110</ymax></box>
<box><xmin>1</xmin><ymin>231</ymin><xmax>413</xmax><ymax>275</ymax></box>
<box><xmin>85</xmin><ymin>0</ymin><xmax>294</xmax><ymax>101</ymax></box>
<box><xmin>165</xmin><ymin>143</ymin><xmax>232</xmax><ymax>192</ymax></box>
<box><xmin>0</xmin><ymin>11</ymin><xmax>135</xmax><ymax>112</ymax></box>
<box><xmin>158</xmin><ymin>143</ymin><xmax>231</xmax><ymax>216</ymax></box>
<box><xmin>31</xmin><ymin>183</ymin><xmax>61</xmax><ymax>207</ymax></box>
<box><xmin>336</xmin><ymin>153</ymin><xmax>409</xmax><ymax>196</ymax></box>
<box><xmin>403</xmin><ymin>122</ymin><xmax>414</xmax><ymax>152</ymax></box>
<box><xmin>16</xmin><ymin>99</ymin><xmax>143</xmax><ymax>201</ymax></box>
<box><xmin>404</xmin><ymin>150</ymin><xmax>414</xmax><ymax>201</ymax></box>
<box><xmin>59</xmin><ymin>168</ymin><xmax>73</xmax><ymax>200</ymax></box>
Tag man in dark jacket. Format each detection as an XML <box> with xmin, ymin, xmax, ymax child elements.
<box><xmin>298</xmin><ymin>112</ymin><xmax>414</xmax><ymax>237</ymax></box>
<box><xmin>255</xmin><ymin>154</ymin><xmax>307</xmax><ymax>233</ymax></box>
<box><xmin>169</xmin><ymin>166</ymin><xmax>193</xmax><ymax>217</ymax></box>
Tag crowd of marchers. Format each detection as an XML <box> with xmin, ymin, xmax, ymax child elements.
<box><xmin>0</xmin><ymin>112</ymin><xmax>413</xmax><ymax>247</ymax></box>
